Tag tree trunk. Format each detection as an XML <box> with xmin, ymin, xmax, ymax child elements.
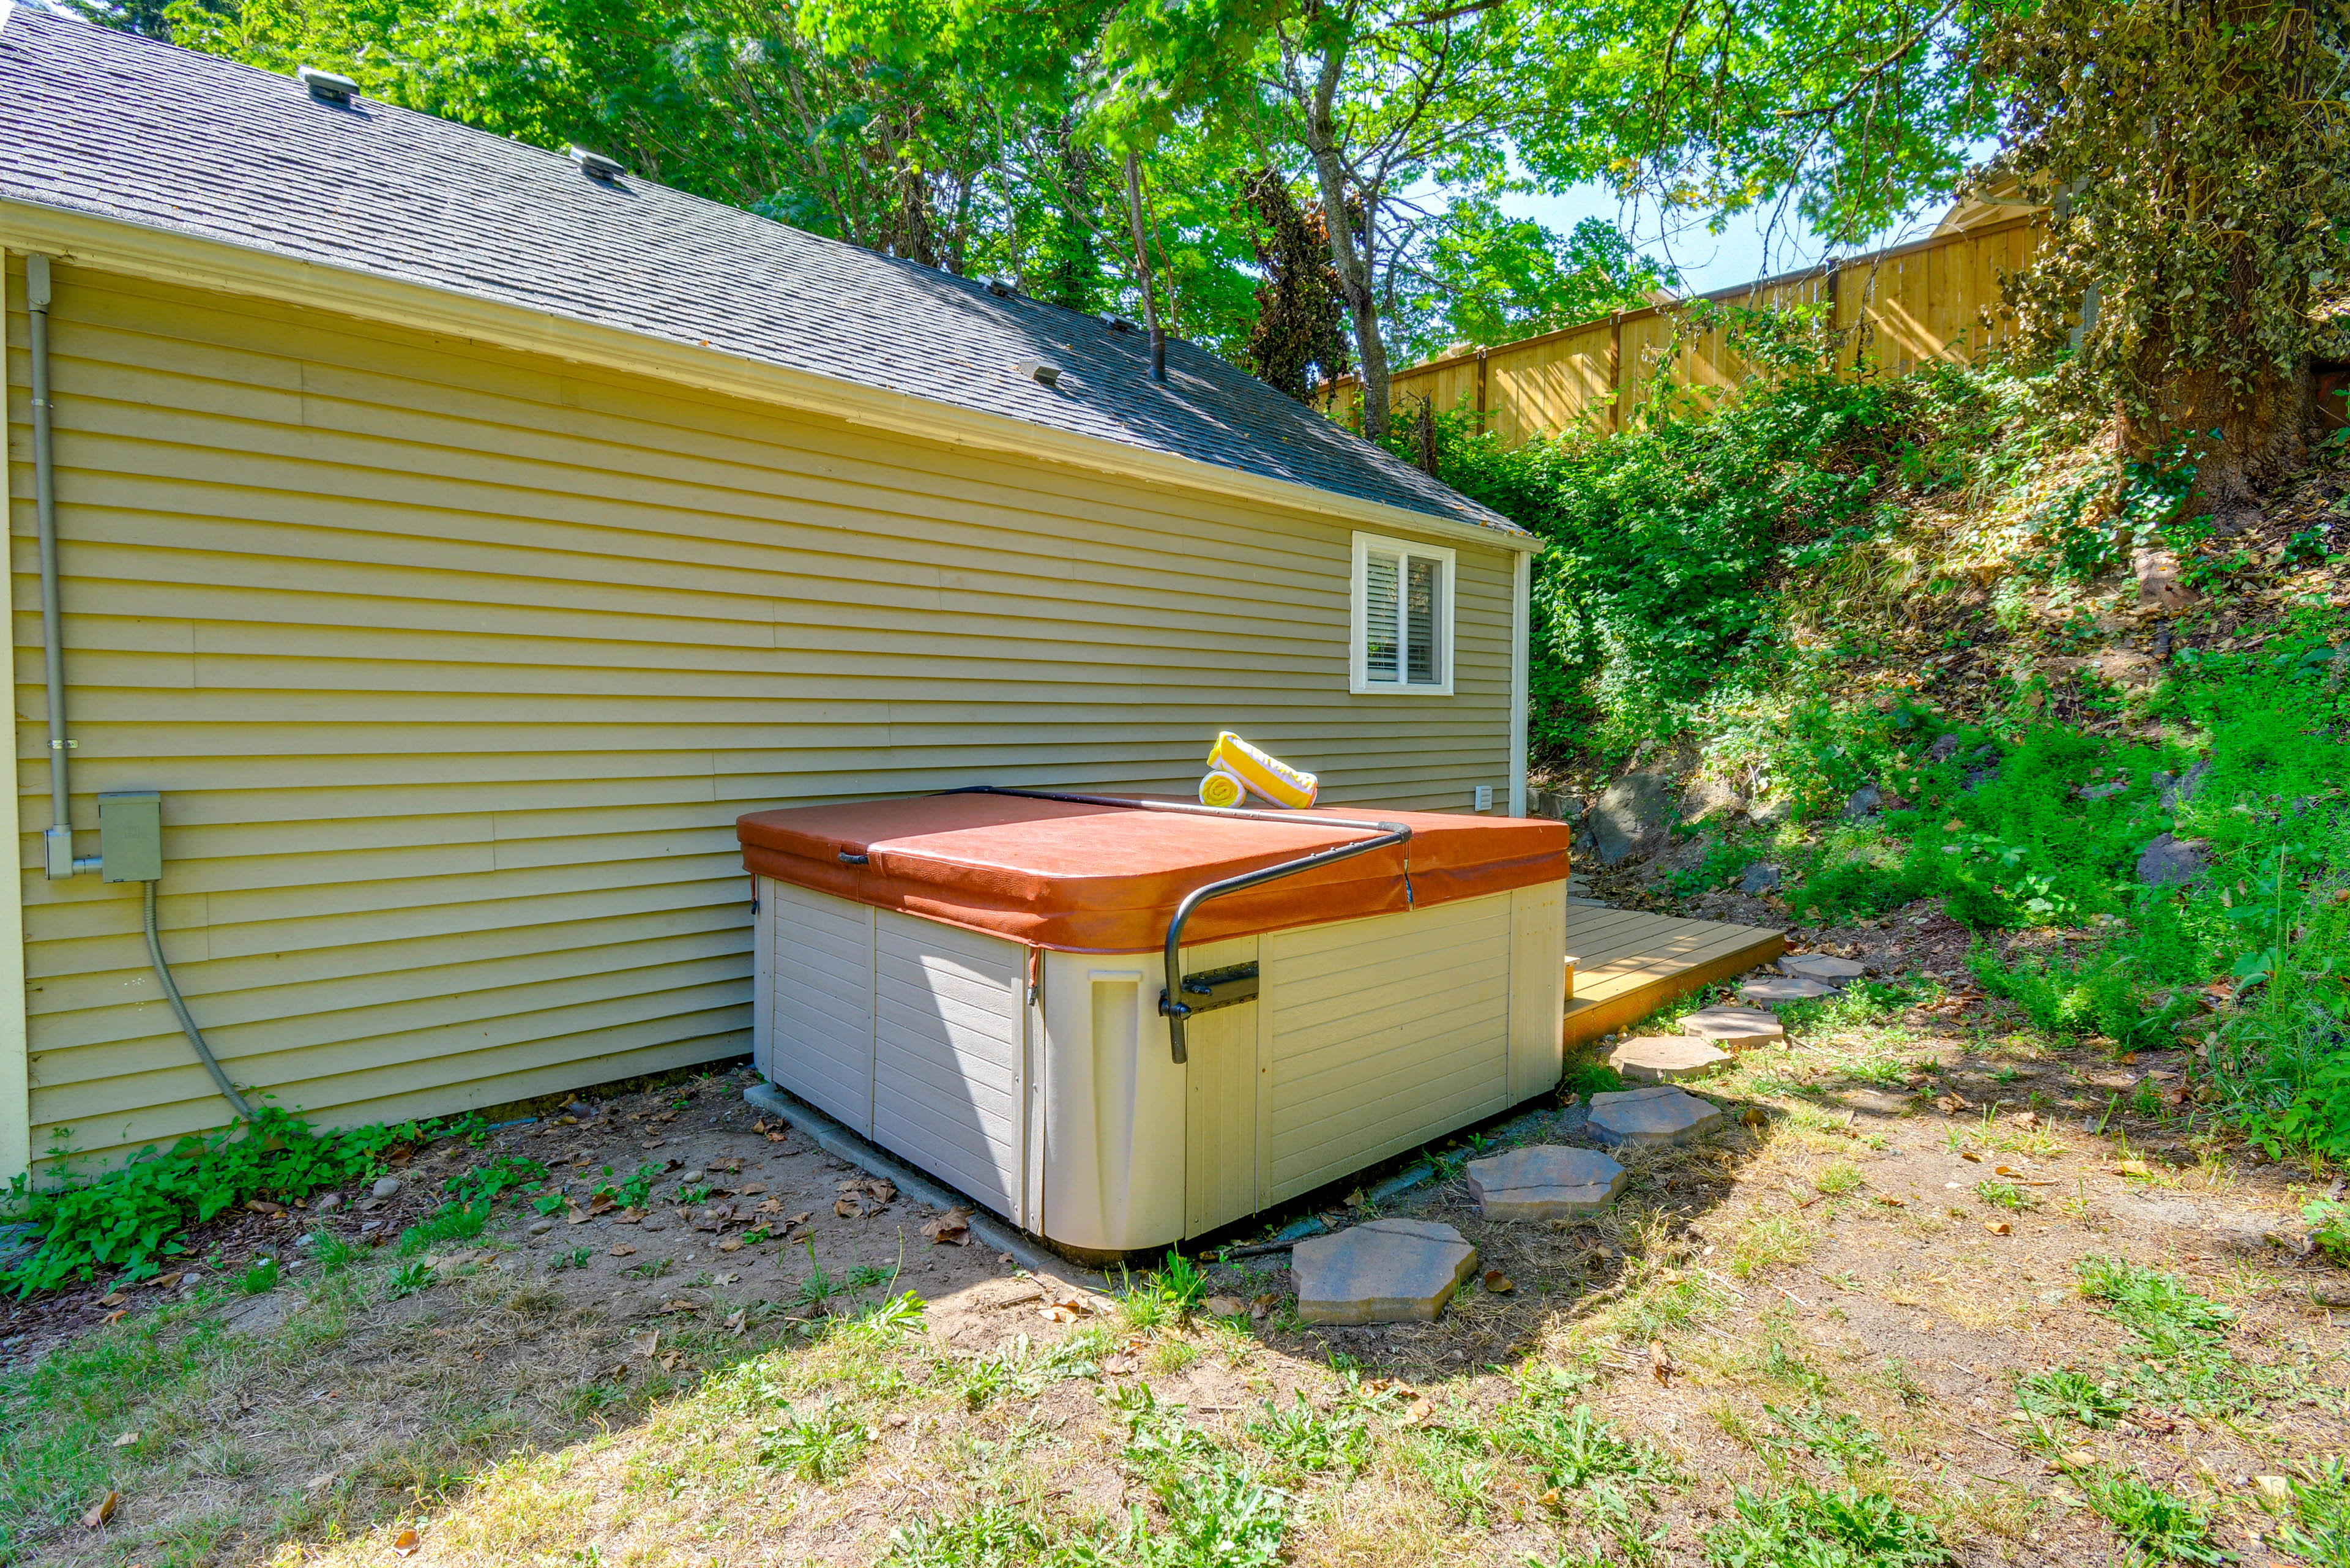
<box><xmin>2124</xmin><ymin>359</ymin><xmax>2315</xmax><ymax>519</ymax></box>
<box><xmin>1124</xmin><ymin>151</ymin><xmax>1167</xmax><ymax>383</ymax></box>
<box><xmin>1300</xmin><ymin>47</ymin><xmax>1391</xmax><ymax>439</ymax></box>
<box><xmin>2123</xmin><ymin>240</ymin><xmax>2316</xmax><ymax>520</ymax></box>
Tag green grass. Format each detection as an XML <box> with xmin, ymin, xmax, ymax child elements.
<box><xmin>2274</xmin><ymin>1457</ymin><xmax>2350</xmax><ymax>1568</ymax></box>
<box><xmin>758</xmin><ymin>1405</ymin><xmax>870</xmax><ymax>1482</ymax></box>
<box><xmin>1814</xmin><ymin>1161</ymin><xmax>1867</xmax><ymax>1197</ymax></box>
<box><xmin>1972</xmin><ymin>1179</ymin><xmax>2035</xmax><ymax>1212</ymax></box>
<box><xmin>1764</xmin><ymin>1401</ymin><xmax>1885</xmax><ymax>1473</ymax></box>
<box><xmin>2014</xmin><ymin>1366</ymin><xmax>2128</xmax><ymax>1428</ymax></box>
<box><xmin>2078</xmin><ymin>1468</ymin><xmax>2228</xmax><ymax>1565</ymax></box>
<box><xmin>0</xmin><ymin>1306</ymin><xmax>240</xmax><ymax>1557</ymax></box>
<box><xmin>882</xmin><ymin>1503</ymin><xmax>1053</xmax><ymax>1567</ymax></box>
<box><xmin>1246</xmin><ymin>1393</ymin><xmax>1370</xmax><ymax>1478</ymax></box>
<box><xmin>1701</xmin><ymin>1480</ymin><xmax>1949</xmax><ymax>1566</ymax></box>
<box><xmin>1500</xmin><ymin>1402</ymin><xmax>1676</xmax><ymax>1493</ymax></box>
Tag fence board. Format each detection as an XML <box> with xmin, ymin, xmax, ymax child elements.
<box><xmin>1327</xmin><ymin>215</ymin><xmax>2043</xmax><ymax>447</ymax></box>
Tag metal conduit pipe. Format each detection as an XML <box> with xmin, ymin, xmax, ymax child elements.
<box><xmin>26</xmin><ymin>255</ymin><xmax>95</xmax><ymax>882</ymax></box>
<box><xmin>27</xmin><ymin>254</ymin><xmax>248</xmax><ymax>1121</ymax></box>
<box><xmin>942</xmin><ymin>785</ymin><xmax>1413</xmax><ymax>1064</ymax></box>
<box><xmin>144</xmin><ymin>883</ymin><xmax>255</xmax><ymax>1120</ymax></box>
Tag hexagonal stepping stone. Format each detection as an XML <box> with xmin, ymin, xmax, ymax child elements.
<box><xmin>1291</xmin><ymin>1217</ymin><xmax>1478</xmax><ymax>1325</ymax></box>
<box><xmin>1586</xmin><ymin>1086</ymin><xmax>1728</xmax><ymax>1148</ymax></box>
<box><xmin>1607</xmin><ymin>1034</ymin><xmax>1733</xmax><ymax>1083</ymax></box>
<box><xmin>1780</xmin><ymin>952</ymin><xmax>1868</xmax><ymax>985</ymax></box>
<box><xmin>1680</xmin><ymin>1005</ymin><xmax>1785</xmax><ymax>1048</ymax></box>
<box><xmin>1465</xmin><ymin>1146</ymin><xmax>1627</xmax><ymax>1219</ymax></box>
<box><xmin>1739</xmin><ymin>974</ymin><xmax>1839</xmax><ymax>1006</ymax></box>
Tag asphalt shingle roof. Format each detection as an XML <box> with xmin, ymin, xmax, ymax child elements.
<box><xmin>0</xmin><ymin>7</ymin><xmax>1523</xmax><ymax>537</ymax></box>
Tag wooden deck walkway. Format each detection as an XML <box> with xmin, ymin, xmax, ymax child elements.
<box><xmin>1562</xmin><ymin>905</ymin><xmax>1786</xmax><ymax>1047</ymax></box>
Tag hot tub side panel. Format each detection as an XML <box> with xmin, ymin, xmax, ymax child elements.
<box><xmin>1263</xmin><ymin>890</ymin><xmax>1518</xmax><ymax>1203</ymax></box>
<box><xmin>756</xmin><ymin>877</ymin><xmax>1028</xmax><ymax>1224</ymax></box>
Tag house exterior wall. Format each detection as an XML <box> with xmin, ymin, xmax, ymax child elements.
<box><xmin>2</xmin><ymin>255</ymin><xmax>1520</xmax><ymax>1168</ymax></box>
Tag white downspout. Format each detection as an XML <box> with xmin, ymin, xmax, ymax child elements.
<box><xmin>1508</xmin><ymin>547</ymin><xmax>1530</xmax><ymax>818</ymax></box>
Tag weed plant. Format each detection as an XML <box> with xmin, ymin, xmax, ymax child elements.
<box><xmin>2</xmin><ymin>1107</ymin><xmax>488</xmax><ymax>1294</ymax></box>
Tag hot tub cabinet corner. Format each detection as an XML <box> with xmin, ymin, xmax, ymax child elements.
<box><xmin>750</xmin><ymin>876</ymin><xmax>1567</xmax><ymax>1255</ymax></box>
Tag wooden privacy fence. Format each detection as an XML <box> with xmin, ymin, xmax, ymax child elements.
<box><xmin>1332</xmin><ymin>214</ymin><xmax>2044</xmax><ymax>445</ymax></box>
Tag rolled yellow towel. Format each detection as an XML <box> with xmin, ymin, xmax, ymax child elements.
<box><xmin>1197</xmin><ymin>766</ymin><xmax>1248</xmax><ymax>809</ymax></box>
<box><xmin>1203</xmin><ymin>731</ymin><xmax>1318</xmax><ymax>809</ymax></box>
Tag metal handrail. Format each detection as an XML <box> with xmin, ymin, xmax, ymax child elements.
<box><xmin>939</xmin><ymin>786</ymin><xmax>1411</xmax><ymax>1063</ymax></box>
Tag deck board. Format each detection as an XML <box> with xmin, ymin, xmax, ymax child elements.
<box><xmin>1561</xmin><ymin>905</ymin><xmax>1785</xmax><ymax>1048</ymax></box>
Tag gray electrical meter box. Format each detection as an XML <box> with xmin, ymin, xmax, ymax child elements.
<box><xmin>97</xmin><ymin>791</ymin><xmax>163</xmax><ymax>884</ymax></box>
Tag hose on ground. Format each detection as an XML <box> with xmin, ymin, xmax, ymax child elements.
<box><xmin>143</xmin><ymin>879</ymin><xmax>254</xmax><ymax>1121</ymax></box>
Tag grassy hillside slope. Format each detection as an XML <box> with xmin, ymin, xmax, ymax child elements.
<box><xmin>1418</xmin><ymin>361</ymin><xmax>2350</xmax><ymax>1164</ymax></box>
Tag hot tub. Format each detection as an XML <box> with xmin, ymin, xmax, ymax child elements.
<box><xmin>737</xmin><ymin>788</ymin><xmax>1571</xmax><ymax>1256</ymax></box>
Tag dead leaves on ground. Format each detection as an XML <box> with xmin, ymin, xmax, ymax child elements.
<box><xmin>834</xmin><ymin>1177</ymin><xmax>897</xmax><ymax>1219</ymax></box>
<box><xmin>81</xmin><ymin>1491</ymin><xmax>119</xmax><ymax>1530</ymax></box>
<box><xmin>922</xmin><ymin>1208</ymin><xmax>975</xmax><ymax>1246</ymax></box>
<box><xmin>1040</xmin><ymin>1286</ymin><xmax>1101</xmax><ymax>1324</ymax></box>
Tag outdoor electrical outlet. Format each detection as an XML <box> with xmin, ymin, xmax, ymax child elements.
<box><xmin>97</xmin><ymin>790</ymin><xmax>163</xmax><ymax>883</ymax></box>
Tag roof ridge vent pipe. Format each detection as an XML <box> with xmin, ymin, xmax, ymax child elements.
<box><xmin>296</xmin><ymin>65</ymin><xmax>359</xmax><ymax>105</ymax></box>
<box><xmin>26</xmin><ymin>255</ymin><xmax>95</xmax><ymax>882</ymax></box>
<box><xmin>568</xmin><ymin>145</ymin><xmax>626</xmax><ymax>182</ymax></box>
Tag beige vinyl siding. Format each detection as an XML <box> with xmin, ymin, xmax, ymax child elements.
<box><xmin>4</xmin><ymin>255</ymin><xmax>1517</xmax><ymax>1167</ymax></box>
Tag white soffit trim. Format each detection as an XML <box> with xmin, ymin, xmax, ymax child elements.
<box><xmin>1</xmin><ymin>201</ymin><xmax>1542</xmax><ymax>557</ymax></box>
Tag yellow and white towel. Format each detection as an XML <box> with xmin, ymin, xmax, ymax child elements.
<box><xmin>1198</xmin><ymin>732</ymin><xmax>1318</xmax><ymax>810</ymax></box>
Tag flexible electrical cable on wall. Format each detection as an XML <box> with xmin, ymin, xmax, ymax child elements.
<box><xmin>143</xmin><ymin>881</ymin><xmax>254</xmax><ymax>1121</ymax></box>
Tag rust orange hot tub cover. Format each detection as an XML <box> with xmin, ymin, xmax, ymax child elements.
<box><xmin>737</xmin><ymin>793</ymin><xmax>1571</xmax><ymax>954</ymax></box>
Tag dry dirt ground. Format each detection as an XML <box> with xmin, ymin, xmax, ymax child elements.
<box><xmin>3</xmin><ymin>965</ymin><xmax>2348</xmax><ymax>1568</ymax></box>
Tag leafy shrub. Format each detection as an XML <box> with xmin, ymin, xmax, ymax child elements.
<box><xmin>1416</xmin><ymin>368</ymin><xmax>1975</xmax><ymax>758</ymax></box>
<box><xmin>1</xmin><ymin>1106</ymin><xmax>466</xmax><ymax>1296</ymax></box>
<box><xmin>2308</xmin><ymin>1200</ymin><xmax>2350</xmax><ymax>1266</ymax></box>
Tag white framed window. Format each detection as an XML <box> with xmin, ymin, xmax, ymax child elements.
<box><xmin>1349</xmin><ymin>532</ymin><xmax>1454</xmax><ymax>695</ymax></box>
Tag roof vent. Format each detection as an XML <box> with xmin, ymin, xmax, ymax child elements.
<box><xmin>1016</xmin><ymin>359</ymin><xmax>1063</xmax><ymax>389</ymax></box>
<box><xmin>569</xmin><ymin>144</ymin><xmax>626</xmax><ymax>182</ymax></box>
<box><xmin>1103</xmin><ymin>315</ymin><xmax>1139</xmax><ymax>334</ymax></box>
<box><xmin>297</xmin><ymin>65</ymin><xmax>359</xmax><ymax>105</ymax></box>
<box><xmin>986</xmin><ymin>279</ymin><xmax>1015</xmax><ymax>298</ymax></box>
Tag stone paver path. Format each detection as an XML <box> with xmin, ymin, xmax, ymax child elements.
<box><xmin>1464</xmin><ymin>1146</ymin><xmax>1627</xmax><ymax>1220</ymax></box>
<box><xmin>1290</xmin><ymin>1217</ymin><xmax>1479</xmax><ymax>1325</ymax></box>
<box><xmin>1739</xmin><ymin>974</ymin><xmax>1839</xmax><ymax>1005</ymax></box>
<box><xmin>1679</xmin><ymin>1005</ymin><xmax>1786</xmax><ymax>1047</ymax></box>
<box><xmin>1608</xmin><ymin>1034</ymin><xmax>1732</xmax><ymax>1083</ymax></box>
<box><xmin>1586</xmin><ymin>1086</ymin><xmax>1728</xmax><ymax>1148</ymax></box>
<box><xmin>1780</xmin><ymin>952</ymin><xmax>1868</xmax><ymax>985</ymax></box>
